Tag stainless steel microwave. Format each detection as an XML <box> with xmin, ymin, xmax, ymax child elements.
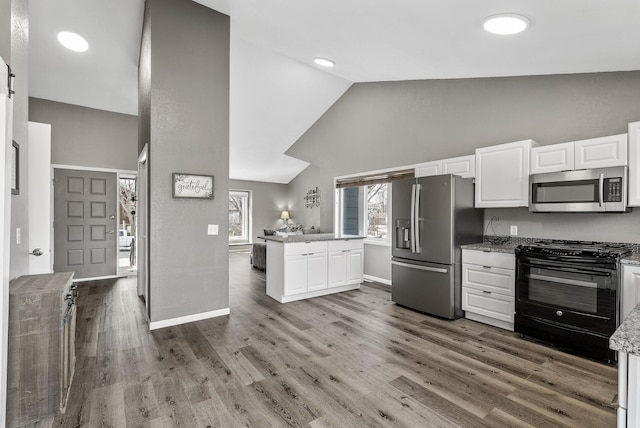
<box><xmin>529</xmin><ymin>166</ymin><xmax>629</xmax><ymax>212</ymax></box>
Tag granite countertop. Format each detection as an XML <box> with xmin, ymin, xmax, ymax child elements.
<box><xmin>460</xmin><ymin>242</ymin><xmax>518</xmax><ymax>254</ymax></box>
<box><xmin>259</xmin><ymin>233</ymin><xmax>365</xmax><ymax>243</ymax></box>
<box><xmin>621</xmin><ymin>253</ymin><xmax>640</xmax><ymax>265</ymax></box>
<box><xmin>610</xmin><ymin>303</ymin><xmax>640</xmax><ymax>356</ymax></box>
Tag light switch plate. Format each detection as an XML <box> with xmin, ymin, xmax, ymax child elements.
<box><xmin>16</xmin><ymin>227</ymin><xmax>21</xmax><ymax>244</ymax></box>
<box><xmin>208</xmin><ymin>224</ymin><xmax>219</xmax><ymax>235</ymax></box>
<box><xmin>510</xmin><ymin>225</ymin><xmax>518</xmax><ymax>236</ymax></box>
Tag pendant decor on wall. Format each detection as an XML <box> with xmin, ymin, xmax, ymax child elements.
<box><xmin>304</xmin><ymin>187</ymin><xmax>320</xmax><ymax>208</ymax></box>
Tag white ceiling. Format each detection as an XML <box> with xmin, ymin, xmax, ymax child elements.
<box><xmin>29</xmin><ymin>0</ymin><xmax>640</xmax><ymax>183</ymax></box>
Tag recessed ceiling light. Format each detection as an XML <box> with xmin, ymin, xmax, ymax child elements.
<box><xmin>57</xmin><ymin>31</ymin><xmax>89</xmax><ymax>52</ymax></box>
<box><xmin>483</xmin><ymin>14</ymin><xmax>530</xmax><ymax>35</ymax></box>
<box><xmin>314</xmin><ymin>57</ymin><xmax>335</xmax><ymax>68</ymax></box>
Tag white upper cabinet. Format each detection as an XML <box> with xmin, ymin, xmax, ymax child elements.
<box><xmin>530</xmin><ymin>142</ymin><xmax>575</xmax><ymax>174</ymax></box>
<box><xmin>443</xmin><ymin>155</ymin><xmax>475</xmax><ymax>178</ymax></box>
<box><xmin>475</xmin><ymin>139</ymin><xmax>537</xmax><ymax>208</ymax></box>
<box><xmin>415</xmin><ymin>155</ymin><xmax>475</xmax><ymax>178</ymax></box>
<box><xmin>628</xmin><ymin>122</ymin><xmax>640</xmax><ymax>206</ymax></box>
<box><xmin>574</xmin><ymin>133</ymin><xmax>628</xmax><ymax>169</ymax></box>
<box><xmin>415</xmin><ymin>160</ymin><xmax>442</xmax><ymax>177</ymax></box>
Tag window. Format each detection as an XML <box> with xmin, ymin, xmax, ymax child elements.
<box><xmin>366</xmin><ymin>183</ymin><xmax>389</xmax><ymax>239</ymax></box>
<box><xmin>229</xmin><ymin>190</ymin><xmax>251</xmax><ymax>243</ymax></box>
<box><xmin>337</xmin><ymin>183</ymin><xmax>391</xmax><ymax>242</ymax></box>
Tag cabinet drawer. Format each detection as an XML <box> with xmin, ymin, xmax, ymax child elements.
<box><xmin>462</xmin><ymin>263</ymin><xmax>515</xmax><ymax>296</ymax></box>
<box><xmin>462</xmin><ymin>249</ymin><xmax>515</xmax><ymax>269</ymax></box>
<box><xmin>462</xmin><ymin>287</ymin><xmax>514</xmax><ymax>323</ymax></box>
<box><xmin>284</xmin><ymin>241</ymin><xmax>328</xmax><ymax>256</ymax></box>
<box><xmin>328</xmin><ymin>239</ymin><xmax>363</xmax><ymax>252</ymax></box>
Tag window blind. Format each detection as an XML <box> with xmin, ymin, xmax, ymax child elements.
<box><xmin>335</xmin><ymin>169</ymin><xmax>414</xmax><ymax>189</ymax></box>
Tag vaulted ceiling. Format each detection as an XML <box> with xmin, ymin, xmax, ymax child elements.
<box><xmin>29</xmin><ymin>0</ymin><xmax>640</xmax><ymax>183</ymax></box>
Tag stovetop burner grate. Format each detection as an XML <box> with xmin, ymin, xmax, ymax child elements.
<box><xmin>517</xmin><ymin>240</ymin><xmax>633</xmax><ymax>259</ymax></box>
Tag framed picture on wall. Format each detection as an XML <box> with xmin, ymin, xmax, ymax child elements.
<box><xmin>172</xmin><ymin>173</ymin><xmax>214</xmax><ymax>199</ymax></box>
<box><xmin>11</xmin><ymin>141</ymin><xmax>19</xmax><ymax>195</ymax></box>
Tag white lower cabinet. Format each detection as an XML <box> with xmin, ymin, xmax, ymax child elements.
<box><xmin>618</xmin><ymin>352</ymin><xmax>640</xmax><ymax>428</ymax></box>
<box><xmin>462</xmin><ymin>249</ymin><xmax>516</xmax><ymax>331</ymax></box>
<box><xmin>328</xmin><ymin>240</ymin><xmax>364</xmax><ymax>288</ymax></box>
<box><xmin>622</xmin><ymin>264</ymin><xmax>640</xmax><ymax>319</ymax></box>
<box><xmin>307</xmin><ymin>252</ymin><xmax>329</xmax><ymax>291</ymax></box>
<box><xmin>617</xmin><ymin>264</ymin><xmax>640</xmax><ymax>428</ymax></box>
<box><xmin>267</xmin><ymin>239</ymin><xmax>363</xmax><ymax>303</ymax></box>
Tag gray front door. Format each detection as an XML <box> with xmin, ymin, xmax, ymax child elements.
<box><xmin>54</xmin><ymin>168</ymin><xmax>118</xmax><ymax>279</ymax></box>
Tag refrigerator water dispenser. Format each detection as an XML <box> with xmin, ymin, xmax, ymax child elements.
<box><xmin>395</xmin><ymin>219</ymin><xmax>411</xmax><ymax>250</ymax></box>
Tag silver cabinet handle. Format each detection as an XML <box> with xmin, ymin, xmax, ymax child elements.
<box><xmin>107</xmin><ymin>230</ymin><xmax>115</xmax><ymax>235</ymax></box>
<box><xmin>556</xmin><ymin>310</ymin><xmax>563</xmax><ymax>317</ymax></box>
<box><xmin>482</xmin><ymin>265</ymin><xmax>492</xmax><ymax>269</ymax></box>
<box><xmin>482</xmin><ymin>290</ymin><xmax>491</xmax><ymax>294</ymax></box>
<box><xmin>110</xmin><ymin>215</ymin><xmax>116</xmax><ymax>219</ymax></box>
<box><xmin>30</xmin><ymin>248</ymin><xmax>44</xmax><ymax>256</ymax></box>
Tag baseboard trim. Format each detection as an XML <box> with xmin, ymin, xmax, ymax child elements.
<box><xmin>149</xmin><ymin>307</ymin><xmax>230</xmax><ymax>330</ymax></box>
<box><xmin>363</xmin><ymin>274</ymin><xmax>392</xmax><ymax>286</ymax></box>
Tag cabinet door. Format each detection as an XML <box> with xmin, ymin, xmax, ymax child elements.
<box><xmin>328</xmin><ymin>250</ymin><xmax>347</xmax><ymax>288</ymax></box>
<box><xmin>622</xmin><ymin>265</ymin><xmax>640</xmax><ymax>319</ymax></box>
<box><xmin>574</xmin><ymin>133</ymin><xmax>628</xmax><ymax>169</ymax></box>
<box><xmin>415</xmin><ymin>160</ymin><xmax>442</xmax><ymax>177</ymax></box>
<box><xmin>306</xmin><ymin>252</ymin><xmax>328</xmax><ymax>291</ymax></box>
<box><xmin>284</xmin><ymin>254</ymin><xmax>307</xmax><ymax>295</ymax></box>
<box><xmin>443</xmin><ymin>155</ymin><xmax>475</xmax><ymax>178</ymax></box>
<box><xmin>629</xmin><ymin>122</ymin><xmax>640</xmax><ymax>206</ymax></box>
<box><xmin>462</xmin><ymin>287</ymin><xmax>514</xmax><ymax>323</ymax></box>
<box><xmin>346</xmin><ymin>249</ymin><xmax>363</xmax><ymax>284</ymax></box>
<box><xmin>475</xmin><ymin>140</ymin><xmax>536</xmax><ymax>208</ymax></box>
<box><xmin>530</xmin><ymin>142</ymin><xmax>575</xmax><ymax>174</ymax></box>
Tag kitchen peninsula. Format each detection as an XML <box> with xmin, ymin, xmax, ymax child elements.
<box><xmin>262</xmin><ymin>233</ymin><xmax>365</xmax><ymax>303</ymax></box>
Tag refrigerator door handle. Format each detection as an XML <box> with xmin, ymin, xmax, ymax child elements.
<box><xmin>414</xmin><ymin>183</ymin><xmax>422</xmax><ymax>253</ymax></box>
<box><xmin>410</xmin><ymin>183</ymin><xmax>416</xmax><ymax>253</ymax></box>
<box><xmin>392</xmin><ymin>260</ymin><xmax>448</xmax><ymax>274</ymax></box>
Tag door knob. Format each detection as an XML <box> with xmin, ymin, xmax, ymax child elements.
<box><xmin>30</xmin><ymin>248</ymin><xmax>44</xmax><ymax>256</ymax></box>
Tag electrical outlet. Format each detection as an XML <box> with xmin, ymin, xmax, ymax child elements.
<box><xmin>207</xmin><ymin>224</ymin><xmax>219</xmax><ymax>235</ymax></box>
<box><xmin>510</xmin><ymin>225</ymin><xmax>518</xmax><ymax>236</ymax></box>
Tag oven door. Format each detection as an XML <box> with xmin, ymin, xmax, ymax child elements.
<box><xmin>516</xmin><ymin>254</ymin><xmax>618</xmax><ymax>336</ymax></box>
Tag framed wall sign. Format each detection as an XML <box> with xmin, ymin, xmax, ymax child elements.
<box><xmin>11</xmin><ymin>141</ymin><xmax>19</xmax><ymax>195</ymax></box>
<box><xmin>172</xmin><ymin>173</ymin><xmax>214</xmax><ymax>199</ymax></box>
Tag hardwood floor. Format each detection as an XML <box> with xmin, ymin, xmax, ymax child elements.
<box><xmin>36</xmin><ymin>252</ymin><xmax>617</xmax><ymax>427</ymax></box>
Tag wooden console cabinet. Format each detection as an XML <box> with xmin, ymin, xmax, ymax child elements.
<box><xmin>7</xmin><ymin>272</ymin><xmax>75</xmax><ymax>427</ymax></box>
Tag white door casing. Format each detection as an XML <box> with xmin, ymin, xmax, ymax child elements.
<box><xmin>0</xmin><ymin>54</ymin><xmax>14</xmax><ymax>428</ymax></box>
<box><xmin>137</xmin><ymin>145</ymin><xmax>149</xmax><ymax>319</ymax></box>
<box><xmin>28</xmin><ymin>122</ymin><xmax>52</xmax><ymax>274</ymax></box>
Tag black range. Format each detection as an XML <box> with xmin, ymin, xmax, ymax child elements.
<box><xmin>515</xmin><ymin>240</ymin><xmax>633</xmax><ymax>363</ymax></box>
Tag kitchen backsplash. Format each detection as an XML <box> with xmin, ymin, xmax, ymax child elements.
<box><xmin>483</xmin><ymin>207</ymin><xmax>640</xmax><ymax>246</ymax></box>
<box><xmin>482</xmin><ymin>235</ymin><xmax>640</xmax><ymax>252</ymax></box>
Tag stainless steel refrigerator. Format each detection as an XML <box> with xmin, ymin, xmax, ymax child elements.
<box><xmin>391</xmin><ymin>174</ymin><xmax>483</xmax><ymax>319</ymax></box>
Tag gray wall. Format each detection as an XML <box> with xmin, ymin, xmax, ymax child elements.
<box><xmin>229</xmin><ymin>179</ymin><xmax>288</xmax><ymax>244</ymax></box>
<box><xmin>286</xmin><ymin>165</ymin><xmax>323</xmax><ymax>230</ymax></box>
<box><xmin>363</xmin><ymin>243</ymin><xmax>391</xmax><ymax>283</ymax></box>
<box><xmin>29</xmin><ymin>98</ymin><xmax>138</xmax><ymax>171</ymax></box>
<box><xmin>141</xmin><ymin>0</ymin><xmax>230</xmax><ymax>322</ymax></box>
<box><xmin>8</xmin><ymin>0</ymin><xmax>29</xmax><ymax>279</ymax></box>
<box><xmin>286</xmin><ymin>71</ymin><xmax>640</xmax><ymax>239</ymax></box>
